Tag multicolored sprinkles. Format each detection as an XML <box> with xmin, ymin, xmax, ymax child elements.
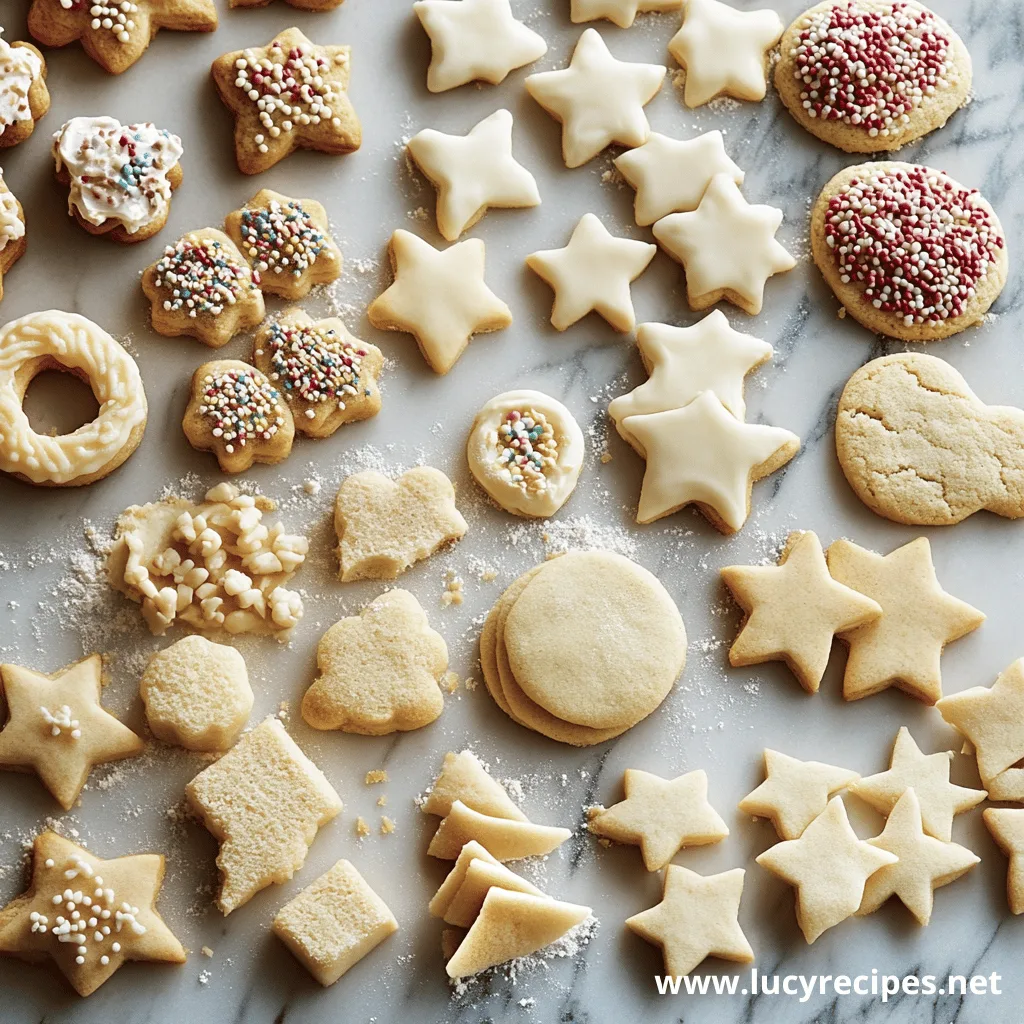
<box><xmin>153</xmin><ymin>237</ymin><xmax>254</xmax><ymax>317</ymax></box>
<box><xmin>199</xmin><ymin>368</ymin><xmax>285</xmax><ymax>454</ymax></box>
<box><xmin>493</xmin><ymin>408</ymin><xmax>559</xmax><ymax>494</ymax></box>
<box><xmin>239</xmin><ymin>199</ymin><xmax>327</xmax><ymax>282</ymax></box>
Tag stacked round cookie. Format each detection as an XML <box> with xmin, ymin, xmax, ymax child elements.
<box><xmin>480</xmin><ymin>550</ymin><xmax>687</xmax><ymax>746</ymax></box>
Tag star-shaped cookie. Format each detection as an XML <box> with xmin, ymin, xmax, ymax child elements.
<box><xmin>848</xmin><ymin>727</ymin><xmax>985</xmax><ymax>842</ymax></box>
<box><xmin>626</xmin><ymin>865</ymin><xmax>753</xmax><ymax>977</ymax></box>
<box><xmin>588</xmin><ymin>768</ymin><xmax>728</xmax><ymax>871</ymax></box>
<box><xmin>0</xmin><ymin>832</ymin><xmax>185</xmax><ymax>996</ymax></box>
<box><xmin>984</xmin><ymin>808</ymin><xmax>1024</xmax><ymax>915</ymax></box>
<box><xmin>756</xmin><ymin>796</ymin><xmax>897</xmax><ymax>944</ymax></box>
<box><xmin>526</xmin><ymin>213</ymin><xmax>656</xmax><ymax>333</ymax></box>
<box><xmin>739</xmin><ymin>749</ymin><xmax>860</xmax><ymax>841</ymax></box>
<box><xmin>0</xmin><ymin>656</ymin><xmax>143</xmax><ymax>810</ymax></box>
<box><xmin>653</xmin><ymin>173</ymin><xmax>795</xmax><ymax>315</ymax></box>
<box><xmin>721</xmin><ymin>530</ymin><xmax>882</xmax><ymax>693</ymax></box>
<box><xmin>668</xmin><ymin>0</ymin><xmax>783</xmax><ymax>108</ymax></box>
<box><xmin>614</xmin><ymin>130</ymin><xmax>744</xmax><ymax>226</ymax></box>
<box><xmin>572</xmin><ymin>0</ymin><xmax>681</xmax><ymax>29</ymax></box>
<box><xmin>211</xmin><ymin>27</ymin><xmax>361</xmax><ymax>175</ymax></box>
<box><xmin>622</xmin><ymin>390</ymin><xmax>799</xmax><ymax>530</ymax></box>
<box><xmin>406</xmin><ymin>109</ymin><xmax>540</xmax><ymax>242</ymax></box>
<box><xmin>826</xmin><ymin>538</ymin><xmax>985</xmax><ymax>705</ymax></box>
<box><xmin>414</xmin><ymin>0</ymin><xmax>547</xmax><ymax>92</ymax></box>
<box><xmin>525</xmin><ymin>28</ymin><xmax>665</xmax><ymax>168</ymax></box>
<box><xmin>368</xmin><ymin>230</ymin><xmax>512</xmax><ymax>374</ymax></box>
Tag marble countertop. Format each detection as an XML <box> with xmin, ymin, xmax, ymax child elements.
<box><xmin>1</xmin><ymin>0</ymin><xmax>1022</xmax><ymax>1021</ymax></box>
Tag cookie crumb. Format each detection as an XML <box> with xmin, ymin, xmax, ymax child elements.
<box><xmin>302</xmin><ymin>479</ymin><xmax>321</xmax><ymax>496</ymax></box>
<box><xmin>381</xmin><ymin>816</ymin><xmax>395</xmax><ymax>835</ymax></box>
<box><xmin>365</xmin><ymin>769</ymin><xmax>388</xmax><ymax>785</ymax></box>
<box><xmin>443</xmin><ymin>670</ymin><xmax>460</xmax><ymax>694</ymax></box>
<box><xmin>838</xmin><ymin>306</ymin><xmax>847</xmax><ymax>319</ymax></box>
<box><xmin>441</xmin><ymin>571</ymin><xmax>464</xmax><ymax>606</ymax></box>
<box><xmin>198</xmin><ymin>970</ymin><xmax>211</xmax><ymax>985</ymax></box>
<box><xmin>355</xmin><ymin>816</ymin><xmax>371</xmax><ymax>838</ymax></box>
<box><xmin>600</xmin><ymin>452</ymin><xmax>613</xmax><ymax>464</ymax></box>
<box><xmin>377</xmin><ymin>795</ymin><xmax>387</xmax><ymax>807</ymax></box>
<box><xmin>201</xmin><ymin>946</ymin><xmax>214</xmax><ymax>958</ymax></box>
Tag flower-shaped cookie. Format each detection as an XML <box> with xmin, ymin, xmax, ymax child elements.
<box><xmin>0</xmin><ymin>171</ymin><xmax>26</xmax><ymax>304</ymax></box>
<box><xmin>0</xmin><ymin>33</ymin><xmax>49</xmax><ymax>148</ymax></box>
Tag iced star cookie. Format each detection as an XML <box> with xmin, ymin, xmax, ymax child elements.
<box><xmin>142</xmin><ymin>229</ymin><xmax>265</xmax><ymax>348</ymax></box>
<box><xmin>52</xmin><ymin>117</ymin><xmax>183</xmax><ymax>243</ymax></box>
<box><xmin>777</xmin><ymin>1</ymin><xmax>971</xmax><ymax>153</ymax></box>
<box><xmin>211</xmin><ymin>27</ymin><xmax>361</xmax><ymax>175</ymax></box>
<box><xmin>0</xmin><ymin>32</ymin><xmax>49</xmax><ymax>149</ymax></box>
<box><xmin>572</xmin><ymin>0</ymin><xmax>681</xmax><ymax>29</ymax></box>
<box><xmin>183</xmin><ymin>360</ymin><xmax>295</xmax><ymax>474</ymax></box>
<box><xmin>0</xmin><ymin>171</ymin><xmax>26</xmax><ymax>303</ymax></box>
<box><xmin>253</xmin><ymin>309</ymin><xmax>383</xmax><ymax>438</ymax></box>
<box><xmin>812</xmin><ymin>163</ymin><xmax>1007</xmax><ymax>341</ymax></box>
<box><xmin>28</xmin><ymin>0</ymin><xmax>216</xmax><ymax>75</ymax></box>
<box><xmin>224</xmin><ymin>189</ymin><xmax>342</xmax><ymax>300</ymax></box>
<box><xmin>466</xmin><ymin>390</ymin><xmax>584</xmax><ymax>518</ymax></box>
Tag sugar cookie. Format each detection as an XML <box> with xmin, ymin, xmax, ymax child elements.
<box><xmin>983</xmin><ymin>808</ymin><xmax>1024</xmax><ymax>915</ymax></box>
<box><xmin>230</xmin><ymin>0</ymin><xmax>344</xmax><ymax>12</ymax></box>
<box><xmin>572</xmin><ymin>0</ymin><xmax>681</xmax><ymax>29</ymax></box>
<box><xmin>429</xmin><ymin>840</ymin><xmax>503</xmax><ymax>917</ymax></box>
<box><xmin>422</xmin><ymin>750</ymin><xmax>527</xmax><ymax>821</ymax></box>
<box><xmin>441</xmin><ymin>857</ymin><xmax>544</xmax><ymax>929</ymax></box>
<box><xmin>427</xmin><ymin>800</ymin><xmax>571</xmax><ymax>861</ymax></box>
<box><xmin>0</xmin><ymin>171</ymin><xmax>26</xmax><ymax>303</ymax></box>
<box><xmin>0</xmin><ymin>33</ymin><xmax>49</xmax><ymax>149</ymax></box>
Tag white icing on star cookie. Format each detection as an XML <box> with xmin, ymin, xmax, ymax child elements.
<box><xmin>572</xmin><ymin>0</ymin><xmax>682</xmax><ymax>30</ymax></box>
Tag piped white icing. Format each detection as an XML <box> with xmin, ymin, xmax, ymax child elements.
<box><xmin>0</xmin><ymin>170</ymin><xmax>24</xmax><ymax>252</ymax></box>
<box><xmin>0</xmin><ymin>31</ymin><xmax>41</xmax><ymax>133</ymax></box>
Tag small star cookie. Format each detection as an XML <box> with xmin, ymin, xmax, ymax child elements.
<box><xmin>721</xmin><ymin>530</ymin><xmax>883</xmax><ymax>693</ymax></box>
<box><xmin>0</xmin><ymin>171</ymin><xmax>26</xmax><ymax>304</ymax></box>
<box><xmin>984</xmin><ymin>808</ymin><xmax>1024</xmax><ymax>915</ymax></box>
<box><xmin>526</xmin><ymin>213</ymin><xmax>656</xmax><ymax>332</ymax></box>
<box><xmin>572</xmin><ymin>0</ymin><xmax>682</xmax><ymax>29</ymax></box>
<box><xmin>0</xmin><ymin>655</ymin><xmax>143</xmax><ymax>810</ymax></box>
<box><xmin>826</xmin><ymin>537</ymin><xmax>985</xmax><ymax>705</ymax></box>
<box><xmin>0</xmin><ymin>34</ymin><xmax>49</xmax><ymax>150</ymax></box>
<box><xmin>525</xmin><ymin>28</ymin><xmax>665</xmax><ymax>168</ymax></box>
<box><xmin>668</xmin><ymin>0</ymin><xmax>784</xmax><ymax>108</ymax></box>
<box><xmin>414</xmin><ymin>0</ymin><xmax>547</xmax><ymax>92</ymax></box>
<box><xmin>368</xmin><ymin>230</ymin><xmax>512</xmax><ymax>374</ymax></box>
<box><xmin>406</xmin><ymin>109</ymin><xmax>540</xmax><ymax>242</ymax></box>
<box><xmin>653</xmin><ymin>173</ymin><xmax>796</xmax><ymax>315</ymax></box>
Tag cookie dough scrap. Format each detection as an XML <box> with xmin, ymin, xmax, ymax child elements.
<box><xmin>571</xmin><ymin>0</ymin><xmax>681</xmax><ymax>29</ymax></box>
<box><xmin>334</xmin><ymin>467</ymin><xmax>468</xmax><ymax>582</ymax></box>
<box><xmin>0</xmin><ymin>832</ymin><xmax>185</xmax><ymax>997</ymax></box>
<box><xmin>0</xmin><ymin>33</ymin><xmax>49</xmax><ymax>150</ymax></box>
<box><xmin>273</xmin><ymin>860</ymin><xmax>397</xmax><ymax>986</ymax></box>
<box><xmin>983</xmin><ymin>808</ymin><xmax>1024</xmax><ymax>915</ymax></box>
<box><xmin>0</xmin><ymin>655</ymin><xmax>143</xmax><ymax>809</ymax></box>
<box><xmin>186</xmin><ymin>717</ymin><xmax>342</xmax><ymax>914</ymax></box>
<box><xmin>427</xmin><ymin>800</ymin><xmax>571</xmax><ymax>860</ymax></box>
<box><xmin>434</xmin><ymin>854</ymin><xmax>545</xmax><ymax>929</ymax></box>
<box><xmin>422</xmin><ymin>750</ymin><xmax>527</xmax><ymax>821</ymax></box>
<box><xmin>0</xmin><ymin>171</ymin><xmax>27</xmax><ymax>303</ymax></box>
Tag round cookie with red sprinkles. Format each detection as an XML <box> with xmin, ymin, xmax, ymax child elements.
<box><xmin>811</xmin><ymin>161</ymin><xmax>1007</xmax><ymax>342</ymax></box>
<box><xmin>776</xmin><ymin>0</ymin><xmax>971</xmax><ymax>153</ymax></box>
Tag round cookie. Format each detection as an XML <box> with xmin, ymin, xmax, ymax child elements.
<box><xmin>479</xmin><ymin>598</ymin><xmax>517</xmax><ymax>720</ymax></box>
<box><xmin>776</xmin><ymin>0</ymin><xmax>971</xmax><ymax>153</ymax></box>
<box><xmin>467</xmin><ymin>390</ymin><xmax>584</xmax><ymax>518</ymax></box>
<box><xmin>811</xmin><ymin>162</ymin><xmax>1007</xmax><ymax>342</ymax></box>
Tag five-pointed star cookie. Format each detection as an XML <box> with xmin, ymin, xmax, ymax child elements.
<box><xmin>668</xmin><ymin>0</ymin><xmax>783</xmax><ymax>108</ymax></box>
<box><xmin>525</xmin><ymin>28</ymin><xmax>665</xmax><ymax>168</ymax></box>
<box><xmin>626</xmin><ymin>865</ymin><xmax>753</xmax><ymax>976</ymax></box>
<box><xmin>526</xmin><ymin>213</ymin><xmax>656</xmax><ymax>332</ymax></box>
<box><xmin>826</xmin><ymin>538</ymin><xmax>985</xmax><ymax>705</ymax></box>
<box><xmin>739</xmin><ymin>749</ymin><xmax>860</xmax><ymax>841</ymax></box>
<box><xmin>0</xmin><ymin>831</ymin><xmax>185</xmax><ymax>996</ymax></box>
<box><xmin>622</xmin><ymin>390</ymin><xmax>799</xmax><ymax>531</ymax></box>
<box><xmin>848</xmin><ymin>727</ymin><xmax>985</xmax><ymax>842</ymax></box>
<box><xmin>406</xmin><ymin>109</ymin><xmax>540</xmax><ymax>242</ymax></box>
<box><xmin>0</xmin><ymin>656</ymin><xmax>144</xmax><ymax>810</ymax></box>
<box><xmin>653</xmin><ymin>173</ymin><xmax>795</xmax><ymax>315</ymax></box>
<box><xmin>572</xmin><ymin>0</ymin><xmax>681</xmax><ymax>29</ymax></box>
<box><xmin>858</xmin><ymin>789</ymin><xmax>979</xmax><ymax>926</ymax></box>
<box><xmin>211</xmin><ymin>27</ymin><xmax>362</xmax><ymax>176</ymax></box>
<box><xmin>588</xmin><ymin>768</ymin><xmax>728</xmax><ymax>871</ymax></box>
<box><xmin>614</xmin><ymin>130</ymin><xmax>744</xmax><ymax>226</ymax></box>
<box><xmin>414</xmin><ymin>0</ymin><xmax>547</xmax><ymax>92</ymax></box>
<box><xmin>984</xmin><ymin>808</ymin><xmax>1024</xmax><ymax>915</ymax></box>
<box><xmin>756</xmin><ymin>796</ymin><xmax>897</xmax><ymax>944</ymax></box>
<box><xmin>367</xmin><ymin>229</ymin><xmax>512</xmax><ymax>374</ymax></box>
<box><xmin>721</xmin><ymin>530</ymin><xmax>882</xmax><ymax>693</ymax></box>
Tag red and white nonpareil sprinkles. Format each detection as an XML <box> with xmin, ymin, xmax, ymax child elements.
<box><xmin>199</xmin><ymin>368</ymin><xmax>285</xmax><ymax>453</ymax></box>
<box><xmin>825</xmin><ymin>166</ymin><xmax>1003</xmax><ymax>325</ymax></box>
<box><xmin>60</xmin><ymin>0</ymin><xmax>139</xmax><ymax>44</ymax></box>
<box><xmin>154</xmin><ymin>237</ymin><xmax>254</xmax><ymax>317</ymax></box>
<box><xmin>240</xmin><ymin>199</ymin><xmax>326</xmax><ymax>281</ymax></box>
<box><xmin>792</xmin><ymin>1</ymin><xmax>953</xmax><ymax>139</ymax></box>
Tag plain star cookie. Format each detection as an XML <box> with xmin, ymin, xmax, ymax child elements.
<box><xmin>653</xmin><ymin>173</ymin><xmax>795</xmax><ymax>315</ymax></box>
<box><xmin>0</xmin><ymin>171</ymin><xmax>26</xmax><ymax>303</ymax></box>
<box><xmin>984</xmin><ymin>808</ymin><xmax>1024</xmax><ymax>915</ymax></box>
<box><xmin>525</xmin><ymin>28</ymin><xmax>665</xmax><ymax>168</ymax></box>
<box><xmin>406</xmin><ymin>109</ymin><xmax>540</xmax><ymax>241</ymax></box>
<box><xmin>572</xmin><ymin>0</ymin><xmax>681</xmax><ymax>29</ymax></box>
<box><xmin>721</xmin><ymin>530</ymin><xmax>882</xmax><ymax>693</ymax></box>
<box><xmin>669</xmin><ymin>0</ymin><xmax>784</xmax><ymax>108</ymax></box>
<box><xmin>526</xmin><ymin>213</ymin><xmax>656</xmax><ymax>332</ymax></box>
<box><xmin>414</xmin><ymin>0</ymin><xmax>547</xmax><ymax>92</ymax></box>
<box><xmin>0</xmin><ymin>655</ymin><xmax>143</xmax><ymax>810</ymax></box>
<box><xmin>0</xmin><ymin>32</ymin><xmax>49</xmax><ymax>149</ymax></box>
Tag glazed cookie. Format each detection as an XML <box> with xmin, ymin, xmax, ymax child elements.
<box><xmin>811</xmin><ymin>163</ymin><xmax>1007</xmax><ymax>341</ymax></box>
<box><xmin>466</xmin><ymin>390</ymin><xmax>585</xmax><ymax>518</ymax></box>
<box><xmin>572</xmin><ymin>0</ymin><xmax>681</xmax><ymax>29</ymax></box>
<box><xmin>253</xmin><ymin>309</ymin><xmax>383</xmax><ymax>438</ymax></box>
<box><xmin>0</xmin><ymin>33</ymin><xmax>49</xmax><ymax>148</ymax></box>
<box><xmin>224</xmin><ymin>189</ymin><xmax>342</xmax><ymax>300</ymax></box>
<box><xmin>0</xmin><ymin>310</ymin><xmax>147</xmax><ymax>487</ymax></box>
<box><xmin>211</xmin><ymin>27</ymin><xmax>362</xmax><ymax>175</ymax></box>
<box><xmin>141</xmin><ymin>229</ymin><xmax>265</xmax><ymax>348</ymax></box>
<box><xmin>52</xmin><ymin>117</ymin><xmax>183</xmax><ymax>243</ymax></box>
<box><xmin>0</xmin><ymin>170</ymin><xmax>26</xmax><ymax>303</ymax></box>
<box><xmin>183</xmin><ymin>360</ymin><xmax>295</xmax><ymax>474</ymax></box>
<box><xmin>776</xmin><ymin>1</ymin><xmax>971</xmax><ymax>153</ymax></box>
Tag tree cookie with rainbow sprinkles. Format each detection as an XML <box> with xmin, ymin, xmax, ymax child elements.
<box><xmin>0</xmin><ymin>31</ymin><xmax>49</xmax><ymax>149</ymax></box>
<box><xmin>811</xmin><ymin>162</ymin><xmax>1007</xmax><ymax>341</ymax></box>
<box><xmin>211</xmin><ymin>26</ymin><xmax>361</xmax><ymax>176</ymax></box>
<box><xmin>0</xmin><ymin>170</ymin><xmax>26</xmax><ymax>303</ymax></box>
<box><xmin>776</xmin><ymin>0</ymin><xmax>971</xmax><ymax>154</ymax></box>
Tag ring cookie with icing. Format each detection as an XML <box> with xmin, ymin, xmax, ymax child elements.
<box><xmin>0</xmin><ymin>310</ymin><xmax>147</xmax><ymax>487</ymax></box>
<box><xmin>0</xmin><ymin>32</ymin><xmax>49</xmax><ymax>149</ymax></box>
<box><xmin>0</xmin><ymin>171</ymin><xmax>26</xmax><ymax>303</ymax></box>
<box><xmin>53</xmin><ymin>117</ymin><xmax>183</xmax><ymax>243</ymax></box>
<box><xmin>467</xmin><ymin>390</ymin><xmax>584</xmax><ymax>518</ymax></box>
<box><xmin>812</xmin><ymin>162</ymin><xmax>1007</xmax><ymax>341</ymax></box>
<box><xmin>776</xmin><ymin>1</ymin><xmax>971</xmax><ymax>154</ymax></box>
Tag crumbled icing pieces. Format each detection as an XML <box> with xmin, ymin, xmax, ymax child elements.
<box><xmin>427</xmin><ymin>800</ymin><xmax>571</xmax><ymax>860</ymax></box>
<box><xmin>0</xmin><ymin>32</ymin><xmax>48</xmax><ymax>146</ymax></box>
<box><xmin>983</xmin><ymin>808</ymin><xmax>1024</xmax><ymax>915</ymax></box>
<box><xmin>0</xmin><ymin>170</ymin><xmax>26</xmax><ymax>302</ymax></box>
<box><xmin>571</xmin><ymin>0</ymin><xmax>681</xmax><ymax>29</ymax></box>
<box><xmin>422</xmin><ymin>750</ymin><xmax>527</xmax><ymax>821</ymax></box>
<box><xmin>185</xmin><ymin>717</ymin><xmax>342</xmax><ymax>914</ymax></box>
